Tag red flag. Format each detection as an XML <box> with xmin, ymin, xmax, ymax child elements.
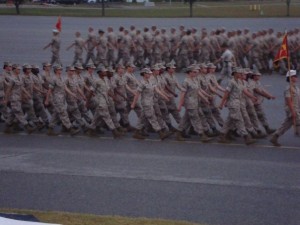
<box><xmin>273</xmin><ymin>33</ymin><xmax>289</xmax><ymax>63</ymax></box>
<box><xmin>55</xmin><ymin>16</ymin><xmax>62</xmax><ymax>32</ymax></box>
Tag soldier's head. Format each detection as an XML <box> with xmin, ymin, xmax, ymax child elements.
<box><xmin>206</xmin><ymin>63</ymin><xmax>216</xmax><ymax>73</ymax></box>
<box><xmin>151</xmin><ymin>64</ymin><xmax>160</xmax><ymax>75</ymax></box>
<box><xmin>286</xmin><ymin>70</ymin><xmax>297</xmax><ymax>83</ymax></box>
<box><xmin>98</xmin><ymin>29</ymin><xmax>105</xmax><ymax>35</ymax></box>
<box><xmin>3</xmin><ymin>61</ymin><xmax>12</xmax><ymax>71</ymax></box>
<box><xmin>75</xmin><ymin>31</ymin><xmax>81</xmax><ymax>37</ymax></box>
<box><xmin>88</xmin><ymin>27</ymin><xmax>94</xmax><ymax>33</ymax></box>
<box><xmin>115</xmin><ymin>63</ymin><xmax>125</xmax><ymax>75</ymax></box>
<box><xmin>231</xmin><ymin>67</ymin><xmax>243</xmax><ymax>79</ymax></box>
<box><xmin>144</xmin><ymin>27</ymin><xmax>149</xmax><ymax>32</ymax></box>
<box><xmin>42</xmin><ymin>62</ymin><xmax>52</xmax><ymax>71</ymax></box>
<box><xmin>119</xmin><ymin>26</ymin><xmax>124</xmax><ymax>32</ymax></box>
<box><xmin>31</xmin><ymin>65</ymin><xmax>39</xmax><ymax>75</ymax></box>
<box><xmin>125</xmin><ymin>62</ymin><xmax>136</xmax><ymax>73</ymax></box>
<box><xmin>22</xmin><ymin>63</ymin><xmax>32</xmax><ymax>75</ymax></box>
<box><xmin>53</xmin><ymin>65</ymin><xmax>63</xmax><ymax>75</ymax></box>
<box><xmin>151</xmin><ymin>26</ymin><xmax>157</xmax><ymax>31</ymax></box>
<box><xmin>107</xmin><ymin>67</ymin><xmax>114</xmax><ymax>78</ymax></box>
<box><xmin>107</xmin><ymin>27</ymin><xmax>113</xmax><ymax>32</ymax></box>
<box><xmin>130</xmin><ymin>25</ymin><xmax>135</xmax><ymax>31</ymax></box>
<box><xmin>185</xmin><ymin>65</ymin><xmax>198</xmax><ymax>78</ymax></box>
<box><xmin>12</xmin><ymin>64</ymin><xmax>21</xmax><ymax>75</ymax></box>
<box><xmin>74</xmin><ymin>63</ymin><xmax>84</xmax><ymax>74</ymax></box>
<box><xmin>140</xmin><ymin>68</ymin><xmax>152</xmax><ymax>80</ymax></box>
<box><xmin>66</xmin><ymin>66</ymin><xmax>75</xmax><ymax>76</ymax></box>
<box><xmin>85</xmin><ymin>63</ymin><xmax>96</xmax><ymax>73</ymax></box>
<box><xmin>96</xmin><ymin>66</ymin><xmax>107</xmax><ymax>78</ymax></box>
<box><xmin>166</xmin><ymin>62</ymin><xmax>176</xmax><ymax>73</ymax></box>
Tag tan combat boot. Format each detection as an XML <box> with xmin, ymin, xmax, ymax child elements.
<box><xmin>47</xmin><ymin>127</ymin><xmax>59</xmax><ymax>136</ymax></box>
<box><xmin>270</xmin><ymin>134</ymin><xmax>281</xmax><ymax>147</ymax></box>
<box><xmin>244</xmin><ymin>135</ymin><xmax>256</xmax><ymax>145</ymax></box>
<box><xmin>132</xmin><ymin>130</ymin><xmax>146</xmax><ymax>140</ymax></box>
<box><xmin>200</xmin><ymin>133</ymin><xmax>213</xmax><ymax>143</ymax></box>
<box><xmin>112</xmin><ymin>129</ymin><xmax>122</xmax><ymax>139</ymax></box>
<box><xmin>176</xmin><ymin>131</ymin><xmax>185</xmax><ymax>141</ymax></box>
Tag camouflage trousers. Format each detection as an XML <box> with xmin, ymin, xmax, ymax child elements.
<box><xmin>22</xmin><ymin>99</ymin><xmax>40</xmax><ymax>124</ymax></box>
<box><xmin>274</xmin><ymin>111</ymin><xmax>300</xmax><ymax>137</ymax></box>
<box><xmin>89</xmin><ymin>104</ymin><xmax>115</xmax><ymax>131</ymax></box>
<box><xmin>221</xmin><ymin>106</ymin><xmax>248</xmax><ymax>136</ymax></box>
<box><xmin>33</xmin><ymin>96</ymin><xmax>49</xmax><ymax>124</ymax></box>
<box><xmin>49</xmin><ymin>99</ymin><xmax>72</xmax><ymax>129</ymax></box>
<box><xmin>166</xmin><ymin>98</ymin><xmax>181</xmax><ymax>124</ymax></box>
<box><xmin>136</xmin><ymin>105</ymin><xmax>161</xmax><ymax>132</ymax></box>
<box><xmin>72</xmin><ymin>51</ymin><xmax>84</xmax><ymax>66</ymax></box>
<box><xmin>6</xmin><ymin>100</ymin><xmax>28</xmax><ymax>126</ymax></box>
<box><xmin>178</xmin><ymin>109</ymin><xmax>204</xmax><ymax>135</ymax></box>
<box><xmin>67</xmin><ymin>99</ymin><xmax>85</xmax><ymax>127</ymax></box>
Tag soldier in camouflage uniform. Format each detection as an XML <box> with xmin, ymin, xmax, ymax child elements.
<box><xmin>43</xmin><ymin>29</ymin><xmax>62</xmax><ymax>66</ymax></box>
<box><xmin>66</xmin><ymin>31</ymin><xmax>86</xmax><ymax>66</ymax></box>
<box><xmin>131</xmin><ymin>68</ymin><xmax>171</xmax><ymax>140</ymax></box>
<box><xmin>21</xmin><ymin>64</ymin><xmax>44</xmax><ymax>129</ymax></box>
<box><xmin>176</xmin><ymin>66</ymin><xmax>212</xmax><ymax>142</ymax></box>
<box><xmin>86</xmin><ymin>67</ymin><xmax>122</xmax><ymax>138</ymax></box>
<box><xmin>4</xmin><ymin>64</ymin><xmax>35</xmax><ymax>133</ymax></box>
<box><xmin>65</xmin><ymin>65</ymin><xmax>86</xmax><ymax>129</ymax></box>
<box><xmin>45</xmin><ymin>65</ymin><xmax>80</xmax><ymax>136</ymax></box>
<box><xmin>31</xmin><ymin>65</ymin><xmax>49</xmax><ymax>127</ymax></box>
<box><xmin>218</xmin><ymin>67</ymin><xmax>256</xmax><ymax>145</ymax></box>
<box><xmin>270</xmin><ymin>70</ymin><xmax>300</xmax><ymax>146</ymax></box>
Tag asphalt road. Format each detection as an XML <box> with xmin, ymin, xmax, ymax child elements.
<box><xmin>0</xmin><ymin>16</ymin><xmax>300</xmax><ymax>225</ymax></box>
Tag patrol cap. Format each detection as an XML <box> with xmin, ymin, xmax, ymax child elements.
<box><xmin>23</xmin><ymin>63</ymin><xmax>32</xmax><ymax>69</ymax></box>
<box><xmin>140</xmin><ymin>68</ymin><xmax>152</xmax><ymax>75</ymax></box>
<box><xmin>53</xmin><ymin>64</ymin><xmax>63</xmax><ymax>71</ymax></box>
<box><xmin>98</xmin><ymin>29</ymin><xmax>105</xmax><ymax>34</ymax></box>
<box><xmin>115</xmin><ymin>63</ymin><xmax>125</xmax><ymax>69</ymax></box>
<box><xmin>66</xmin><ymin>65</ymin><xmax>75</xmax><ymax>71</ymax></box>
<box><xmin>231</xmin><ymin>67</ymin><xmax>243</xmax><ymax>75</ymax></box>
<box><xmin>12</xmin><ymin>64</ymin><xmax>21</xmax><ymax>70</ymax></box>
<box><xmin>158</xmin><ymin>63</ymin><xmax>166</xmax><ymax>70</ymax></box>
<box><xmin>244</xmin><ymin>68</ymin><xmax>252</xmax><ymax>74</ymax></box>
<box><xmin>3</xmin><ymin>61</ymin><xmax>12</xmax><ymax>67</ymax></box>
<box><xmin>96</xmin><ymin>65</ymin><xmax>108</xmax><ymax>73</ymax></box>
<box><xmin>199</xmin><ymin>63</ymin><xmax>208</xmax><ymax>69</ymax></box>
<box><xmin>107</xmin><ymin>67</ymin><xmax>115</xmax><ymax>73</ymax></box>
<box><xmin>42</xmin><ymin>62</ymin><xmax>52</xmax><ymax>67</ymax></box>
<box><xmin>166</xmin><ymin>62</ymin><xmax>176</xmax><ymax>69</ymax></box>
<box><xmin>206</xmin><ymin>63</ymin><xmax>216</xmax><ymax>69</ymax></box>
<box><xmin>286</xmin><ymin>70</ymin><xmax>297</xmax><ymax>78</ymax></box>
<box><xmin>125</xmin><ymin>62</ymin><xmax>136</xmax><ymax>68</ymax></box>
<box><xmin>252</xmin><ymin>71</ymin><xmax>262</xmax><ymax>76</ymax></box>
<box><xmin>74</xmin><ymin>63</ymin><xmax>84</xmax><ymax>70</ymax></box>
<box><xmin>151</xmin><ymin>64</ymin><xmax>160</xmax><ymax>71</ymax></box>
<box><xmin>31</xmin><ymin>65</ymin><xmax>39</xmax><ymax>69</ymax></box>
<box><xmin>85</xmin><ymin>63</ymin><xmax>96</xmax><ymax>69</ymax></box>
<box><xmin>185</xmin><ymin>65</ymin><xmax>198</xmax><ymax>73</ymax></box>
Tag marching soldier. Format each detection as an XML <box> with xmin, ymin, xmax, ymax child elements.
<box><xmin>270</xmin><ymin>70</ymin><xmax>300</xmax><ymax>146</ymax></box>
<box><xmin>66</xmin><ymin>31</ymin><xmax>86</xmax><ymax>66</ymax></box>
<box><xmin>43</xmin><ymin>29</ymin><xmax>62</xmax><ymax>66</ymax></box>
<box><xmin>45</xmin><ymin>65</ymin><xmax>80</xmax><ymax>136</ymax></box>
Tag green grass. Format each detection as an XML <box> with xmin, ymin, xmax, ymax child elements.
<box><xmin>0</xmin><ymin>1</ymin><xmax>299</xmax><ymax>17</ymax></box>
<box><xmin>0</xmin><ymin>209</ymin><xmax>204</xmax><ymax>225</ymax></box>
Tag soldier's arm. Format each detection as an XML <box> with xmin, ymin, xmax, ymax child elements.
<box><xmin>219</xmin><ymin>91</ymin><xmax>229</xmax><ymax>109</ymax></box>
<box><xmin>44</xmin><ymin>88</ymin><xmax>52</xmax><ymax>106</ymax></box>
<box><xmin>64</xmin><ymin>86</ymin><xmax>78</xmax><ymax>100</ymax></box>
<box><xmin>126</xmin><ymin>84</ymin><xmax>136</xmax><ymax>96</ymax></box>
<box><xmin>66</xmin><ymin>42</ymin><xmax>75</xmax><ymax>51</ymax></box>
<box><xmin>155</xmin><ymin>87</ymin><xmax>169</xmax><ymax>102</ymax></box>
<box><xmin>243</xmin><ymin>88</ymin><xmax>257</xmax><ymax>103</ymax></box>
<box><xmin>177</xmin><ymin>91</ymin><xmax>185</xmax><ymax>112</ymax></box>
<box><xmin>131</xmin><ymin>91</ymin><xmax>140</xmax><ymax>109</ymax></box>
<box><xmin>198</xmin><ymin>90</ymin><xmax>209</xmax><ymax>104</ymax></box>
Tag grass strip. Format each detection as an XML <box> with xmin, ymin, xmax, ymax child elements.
<box><xmin>0</xmin><ymin>208</ymin><xmax>204</xmax><ymax>225</ymax></box>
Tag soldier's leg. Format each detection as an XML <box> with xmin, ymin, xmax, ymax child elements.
<box><xmin>154</xmin><ymin>102</ymin><xmax>168</xmax><ymax>131</ymax></box>
<box><xmin>34</xmin><ymin>97</ymin><xmax>49</xmax><ymax>124</ymax></box>
<box><xmin>167</xmin><ymin>99</ymin><xmax>181</xmax><ymax>124</ymax></box>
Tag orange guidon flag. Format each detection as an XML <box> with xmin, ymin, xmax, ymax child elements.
<box><xmin>55</xmin><ymin>16</ymin><xmax>62</xmax><ymax>32</ymax></box>
<box><xmin>273</xmin><ymin>33</ymin><xmax>289</xmax><ymax>63</ymax></box>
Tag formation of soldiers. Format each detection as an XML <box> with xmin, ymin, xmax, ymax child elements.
<box><xmin>44</xmin><ymin>26</ymin><xmax>300</xmax><ymax>74</ymax></box>
<box><xmin>1</xmin><ymin>58</ymin><xmax>289</xmax><ymax>146</ymax></box>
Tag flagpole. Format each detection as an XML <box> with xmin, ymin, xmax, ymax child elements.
<box><xmin>286</xmin><ymin>34</ymin><xmax>297</xmax><ymax>134</ymax></box>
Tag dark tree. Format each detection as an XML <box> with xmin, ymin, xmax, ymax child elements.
<box><xmin>189</xmin><ymin>0</ymin><xmax>195</xmax><ymax>17</ymax></box>
<box><xmin>14</xmin><ymin>0</ymin><xmax>24</xmax><ymax>15</ymax></box>
<box><xmin>286</xmin><ymin>0</ymin><xmax>291</xmax><ymax>16</ymax></box>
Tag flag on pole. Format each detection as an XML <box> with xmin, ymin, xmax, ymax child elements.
<box><xmin>273</xmin><ymin>33</ymin><xmax>289</xmax><ymax>66</ymax></box>
<box><xmin>55</xmin><ymin>16</ymin><xmax>62</xmax><ymax>32</ymax></box>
